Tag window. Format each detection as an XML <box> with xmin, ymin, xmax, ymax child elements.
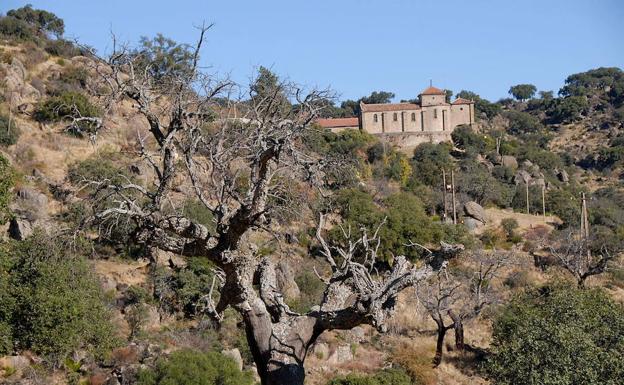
<box><xmin>460</xmin><ymin>107</ymin><xmax>464</xmax><ymax>111</ymax></box>
<box><xmin>434</xmin><ymin>109</ymin><xmax>438</xmax><ymax>119</ymax></box>
<box><xmin>393</xmin><ymin>113</ymin><xmax>398</xmax><ymax>121</ymax></box>
<box><xmin>411</xmin><ymin>112</ymin><xmax>416</xmax><ymax>121</ymax></box>
<box><xmin>373</xmin><ymin>114</ymin><xmax>378</xmax><ymax>123</ymax></box>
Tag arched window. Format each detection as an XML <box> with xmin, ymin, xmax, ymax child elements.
<box><xmin>411</xmin><ymin>112</ymin><xmax>416</xmax><ymax>121</ymax></box>
<box><xmin>434</xmin><ymin>109</ymin><xmax>438</xmax><ymax>119</ymax></box>
<box><xmin>373</xmin><ymin>114</ymin><xmax>378</xmax><ymax>123</ymax></box>
<box><xmin>393</xmin><ymin>113</ymin><xmax>398</xmax><ymax>121</ymax></box>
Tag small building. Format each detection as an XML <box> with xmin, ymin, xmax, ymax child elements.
<box><xmin>315</xmin><ymin>117</ymin><xmax>359</xmax><ymax>132</ymax></box>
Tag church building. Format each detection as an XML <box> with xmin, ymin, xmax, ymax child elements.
<box><xmin>359</xmin><ymin>85</ymin><xmax>474</xmax><ymax>134</ymax></box>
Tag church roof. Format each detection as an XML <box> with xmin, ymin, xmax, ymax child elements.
<box><xmin>451</xmin><ymin>97</ymin><xmax>474</xmax><ymax>105</ymax></box>
<box><xmin>316</xmin><ymin>117</ymin><xmax>359</xmax><ymax>128</ymax></box>
<box><xmin>360</xmin><ymin>102</ymin><xmax>420</xmax><ymax>113</ymax></box>
<box><xmin>419</xmin><ymin>86</ymin><xmax>446</xmax><ymax>95</ymax></box>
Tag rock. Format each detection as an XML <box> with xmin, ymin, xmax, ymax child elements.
<box><xmin>153</xmin><ymin>249</ymin><xmax>186</xmax><ymax>269</ymax></box>
<box><xmin>514</xmin><ymin>170</ymin><xmax>532</xmax><ymax>185</ymax></box>
<box><xmin>346</xmin><ymin>326</ymin><xmax>366</xmax><ymax>343</ymax></box>
<box><xmin>222</xmin><ymin>348</ymin><xmax>243</xmax><ymax>371</ymax></box>
<box><xmin>100</xmin><ymin>276</ymin><xmax>118</xmax><ymax>292</ymax></box>
<box><xmin>533</xmin><ymin>178</ymin><xmax>546</xmax><ymax>187</ymax></box>
<box><xmin>8</xmin><ymin>217</ymin><xmax>33</xmax><ymax>240</ymax></box>
<box><xmin>522</xmin><ymin>160</ymin><xmax>534</xmax><ymax>169</ymax></box>
<box><xmin>329</xmin><ymin>344</ymin><xmax>354</xmax><ymax>364</ymax></box>
<box><xmin>16</xmin><ymin>187</ymin><xmax>48</xmax><ymax>208</ymax></box>
<box><xmin>313</xmin><ymin>342</ymin><xmax>330</xmax><ymax>360</ymax></box>
<box><xmin>463</xmin><ymin>217</ymin><xmax>484</xmax><ymax>231</ymax></box>
<box><xmin>285</xmin><ymin>232</ymin><xmax>299</xmax><ymax>244</ymax></box>
<box><xmin>463</xmin><ymin>201</ymin><xmax>486</xmax><ymax>223</ymax></box>
<box><xmin>275</xmin><ymin>260</ymin><xmax>300</xmax><ymax>300</ymax></box>
<box><xmin>501</xmin><ymin>155</ymin><xmax>518</xmax><ymax>170</ymax></box>
<box><xmin>0</xmin><ymin>355</ymin><xmax>30</xmax><ymax>371</ymax></box>
<box><xmin>556</xmin><ymin>168</ymin><xmax>569</xmax><ymax>183</ymax></box>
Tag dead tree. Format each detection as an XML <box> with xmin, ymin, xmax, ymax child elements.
<box><xmin>546</xmin><ymin>231</ymin><xmax>617</xmax><ymax>288</ymax></box>
<box><xmin>417</xmin><ymin>249</ymin><xmax>512</xmax><ymax>366</ymax></box>
<box><xmin>84</xmin><ymin>28</ymin><xmax>461</xmax><ymax>385</ymax></box>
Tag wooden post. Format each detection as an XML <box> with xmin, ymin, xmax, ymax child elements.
<box><xmin>525</xmin><ymin>181</ymin><xmax>530</xmax><ymax>215</ymax></box>
<box><xmin>442</xmin><ymin>169</ymin><xmax>448</xmax><ymax>222</ymax></box>
<box><xmin>451</xmin><ymin>170</ymin><xmax>457</xmax><ymax>225</ymax></box>
<box><xmin>581</xmin><ymin>192</ymin><xmax>589</xmax><ymax>239</ymax></box>
<box><xmin>541</xmin><ymin>184</ymin><xmax>546</xmax><ymax>218</ymax></box>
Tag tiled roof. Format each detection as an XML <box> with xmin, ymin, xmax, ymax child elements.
<box><xmin>360</xmin><ymin>103</ymin><xmax>420</xmax><ymax>113</ymax></box>
<box><xmin>420</xmin><ymin>86</ymin><xmax>446</xmax><ymax>95</ymax></box>
<box><xmin>451</xmin><ymin>97</ymin><xmax>474</xmax><ymax>105</ymax></box>
<box><xmin>315</xmin><ymin>117</ymin><xmax>359</xmax><ymax>128</ymax></box>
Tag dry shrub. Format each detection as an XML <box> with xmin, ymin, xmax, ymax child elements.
<box><xmin>87</xmin><ymin>371</ymin><xmax>109</xmax><ymax>385</ymax></box>
<box><xmin>110</xmin><ymin>345</ymin><xmax>139</xmax><ymax>366</ymax></box>
<box><xmin>391</xmin><ymin>342</ymin><xmax>436</xmax><ymax>385</ymax></box>
<box><xmin>19</xmin><ymin>42</ymin><xmax>47</xmax><ymax>69</ymax></box>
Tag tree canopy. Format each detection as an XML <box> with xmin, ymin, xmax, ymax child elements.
<box><xmin>508</xmin><ymin>84</ymin><xmax>537</xmax><ymax>101</ymax></box>
<box><xmin>488</xmin><ymin>286</ymin><xmax>624</xmax><ymax>385</ymax></box>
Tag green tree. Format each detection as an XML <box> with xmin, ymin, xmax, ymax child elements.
<box><xmin>136</xmin><ymin>349</ymin><xmax>254</xmax><ymax>385</ymax></box>
<box><xmin>135</xmin><ymin>34</ymin><xmax>194</xmax><ymax>83</ymax></box>
<box><xmin>341</xmin><ymin>91</ymin><xmax>395</xmax><ymax>115</ymax></box>
<box><xmin>487</xmin><ymin>286</ymin><xmax>624</xmax><ymax>385</ymax></box>
<box><xmin>0</xmin><ymin>155</ymin><xmax>14</xmax><ymax>225</ymax></box>
<box><xmin>410</xmin><ymin>142</ymin><xmax>453</xmax><ymax>187</ymax></box>
<box><xmin>6</xmin><ymin>4</ymin><xmax>65</xmax><ymax>38</ymax></box>
<box><xmin>547</xmin><ymin>96</ymin><xmax>589</xmax><ymax>123</ymax></box>
<box><xmin>0</xmin><ymin>233</ymin><xmax>116</xmax><ymax>361</ymax></box>
<box><xmin>505</xmin><ymin>110</ymin><xmax>544</xmax><ymax>135</ymax></box>
<box><xmin>508</xmin><ymin>84</ymin><xmax>537</xmax><ymax>101</ymax></box>
<box><xmin>327</xmin><ymin>368</ymin><xmax>412</xmax><ymax>385</ymax></box>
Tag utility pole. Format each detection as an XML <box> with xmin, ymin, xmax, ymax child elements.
<box><xmin>580</xmin><ymin>192</ymin><xmax>589</xmax><ymax>239</ymax></box>
<box><xmin>525</xmin><ymin>181</ymin><xmax>530</xmax><ymax>215</ymax></box>
<box><xmin>451</xmin><ymin>170</ymin><xmax>457</xmax><ymax>225</ymax></box>
<box><xmin>442</xmin><ymin>169</ymin><xmax>448</xmax><ymax>222</ymax></box>
<box><xmin>541</xmin><ymin>184</ymin><xmax>546</xmax><ymax>218</ymax></box>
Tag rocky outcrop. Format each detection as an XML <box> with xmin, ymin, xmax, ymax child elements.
<box><xmin>8</xmin><ymin>217</ymin><xmax>33</xmax><ymax>240</ymax></box>
<box><xmin>275</xmin><ymin>259</ymin><xmax>300</xmax><ymax>300</ymax></box>
<box><xmin>464</xmin><ymin>201</ymin><xmax>486</xmax><ymax>223</ymax></box>
<box><xmin>222</xmin><ymin>348</ymin><xmax>243</xmax><ymax>371</ymax></box>
<box><xmin>1</xmin><ymin>58</ymin><xmax>41</xmax><ymax>106</ymax></box>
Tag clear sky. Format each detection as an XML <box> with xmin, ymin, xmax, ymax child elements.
<box><xmin>3</xmin><ymin>0</ymin><xmax>623</xmax><ymax>103</ymax></box>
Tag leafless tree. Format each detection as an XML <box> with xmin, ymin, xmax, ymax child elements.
<box><xmin>545</xmin><ymin>231</ymin><xmax>617</xmax><ymax>288</ymax></box>
<box><xmin>417</xmin><ymin>249</ymin><xmax>512</xmax><ymax>366</ymax></box>
<box><xmin>81</xmin><ymin>28</ymin><xmax>462</xmax><ymax>385</ymax></box>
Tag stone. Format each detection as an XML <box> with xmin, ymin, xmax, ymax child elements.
<box><xmin>463</xmin><ymin>217</ymin><xmax>484</xmax><ymax>231</ymax></box>
<box><xmin>329</xmin><ymin>344</ymin><xmax>354</xmax><ymax>364</ymax></box>
<box><xmin>275</xmin><ymin>260</ymin><xmax>300</xmax><ymax>300</ymax></box>
<box><xmin>514</xmin><ymin>170</ymin><xmax>532</xmax><ymax>185</ymax></box>
<box><xmin>313</xmin><ymin>342</ymin><xmax>330</xmax><ymax>360</ymax></box>
<box><xmin>0</xmin><ymin>355</ymin><xmax>30</xmax><ymax>371</ymax></box>
<box><xmin>346</xmin><ymin>326</ymin><xmax>366</xmax><ymax>343</ymax></box>
<box><xmin>501</xmin><ymin>155</ymin><xmax>518</xmax><ymax>170</ymax></box>
<box><xmin>463</xmin><ymin>201</ymin><xmax>486</xmax><ymax>223</ymax></box>
<box><xmin>556</xmin><ymin>168</ymin><xmax>569</xmax><ymax>183</ymax></box>
<box><xmin>8</xmin><ymin>217</ymin><xmax>33</xmax><ymax>240</ymax></box>
<box><xmin>222</xmin><ymin>348</ymin><xmax>243</xmax><ymax>371</ymax></box>
<box><xmin>142</xmin><ymin>305</ymin><xmax>161</xmax><ymax>331</ymax></box>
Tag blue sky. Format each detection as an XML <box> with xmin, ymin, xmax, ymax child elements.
<box><xmin>3</xmin><ymin>0</ymin><xmax>623</xmax><ymax>103</ymax></box>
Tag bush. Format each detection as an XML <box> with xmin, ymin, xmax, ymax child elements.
<box><xmin>0</xmin><ymin>155</ymin><xmax>15</xmax><ymax>225</ymax></box>
<box><xmin>327</xmin><ymin>368</ymin><xmax>413</xmax><ymax>385</ymax></box>
<box><xmin>452</xmin><ymin>125</ymin><xmax>495</xmax><ymax>156</ymax></box>
<box><xmin>487</xmin><ymin>286</ymin><xmax>624</xmax><ymax>385</ymax></box>
<box><xmin>67</xmin><ymin>155</ymin><xmax>130</xmax><ymax>188</ymax></box>
<box><xmin>44</xmin><ymin>39</ymin><xmax>83</xmax><ymax>58</ymax></box>
<box><xmin>504</xmin><ymin>111</ymin><xmax>544</xmax><ymax>135</ymax></box>
<box><xmin>136</xmin><ymin>349</ymin><xmax>254</xmax><ymax>385</ymax></box>
<box><xmin>288</xmin><ymin>270</ymin><xmax>326</xmax><ymax>313</ymax></box>
<box><xmin>33</xmin><ymin>91</ymin><xmax>100</xmax><ymax>128</ymax></box>
<box><xmin>0</xmin><ymin>114</ymin><xmax>21</xmax><ymax>146</ymax></box>
<box><xmin>0</xmin><ymin>16</ymin><xmax>34</xmax><ymax>41</ymax></box>
<box><xmin>0</xmin><ymin>233</ymin><xmax>116</xmax><ymax>361</ymax></box>
<box><xmin>410</xmin><ymin>142</ymin><xmax>453</xmax><ymax>187</ymax></box>
<box><xmin>548</xmin><ymin>96</ymin><xmax>589</xmax><ymax>123</ymax></box>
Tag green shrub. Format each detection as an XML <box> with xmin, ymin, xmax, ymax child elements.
<box><xmin>33</xmin><ymin>91</ymin><xmax>100</xmax><ymax>130</ymax></box>
<box><xmin>410</xmin><ymin>142</ymin><xmax>453</xmax><ymax>187</ymax></box>
<box><xmin>45</xmin><ymin>39</ymin><xmax>83</xmax><ymax>58</ymax></box>
<box><xmin>504</xmin><ymin>111</ymin><xmax>544</xmax><ymax>135</ymax></box>
<box><xmin>487</xmin><ymin>286</ymin><xmax>624</xmax><ymax>385</ymax></box>
<box><xmin>452</xmin><ymin>125</ymin><xmax>495</xmax><ymax>156</ymax></box>
<box><xmin>182</xmin><ymin>199</ymin><xmax>216</xmax><ymax>235</ymax></box>
<box><xmin>548</xmin><ymin>96</ymin><xmax>589</xmax><ymax>123</ymax></box>
<box><xmin>67</xmin><ymin>155</ymin><xmax>130</xmax><ymax>188</ymax></box>
<box><xmin>0</xmin><ymin>233</ymin><xmax>117</xmax><ymax>362</ymax></box>
<box><xmin>0</xmin><ymin>155</ymin><xmax>15</xmax><ymax>225</ymax></box>
<box><xmin>0</xmin><ymin>114</ymin><xmax>21</xmax><ymax>146</ymax></box>
<box><xmin>0</xmin><ymin>16</ymin><xmax>34</xmax><ymax>41</ymax></box>
<box><xmin>136</xmin><ymin>349</ymin><xmax>254</xmax><ymax>385</ymax></box>
<box><xmin>327</xmin><ymin>368</ymin><xmax>413</xmax><ymax>385</ymax></box>
<box><xmin>288</xmin><ymin>270</ymin><xmax>326</xmax><ymax>313</ymax></box>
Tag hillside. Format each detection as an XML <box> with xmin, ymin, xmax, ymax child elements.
<box><xmin>0</xmin><ymin>5</ymin><xmax>623</xmax><ymax>385</ymax></box>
